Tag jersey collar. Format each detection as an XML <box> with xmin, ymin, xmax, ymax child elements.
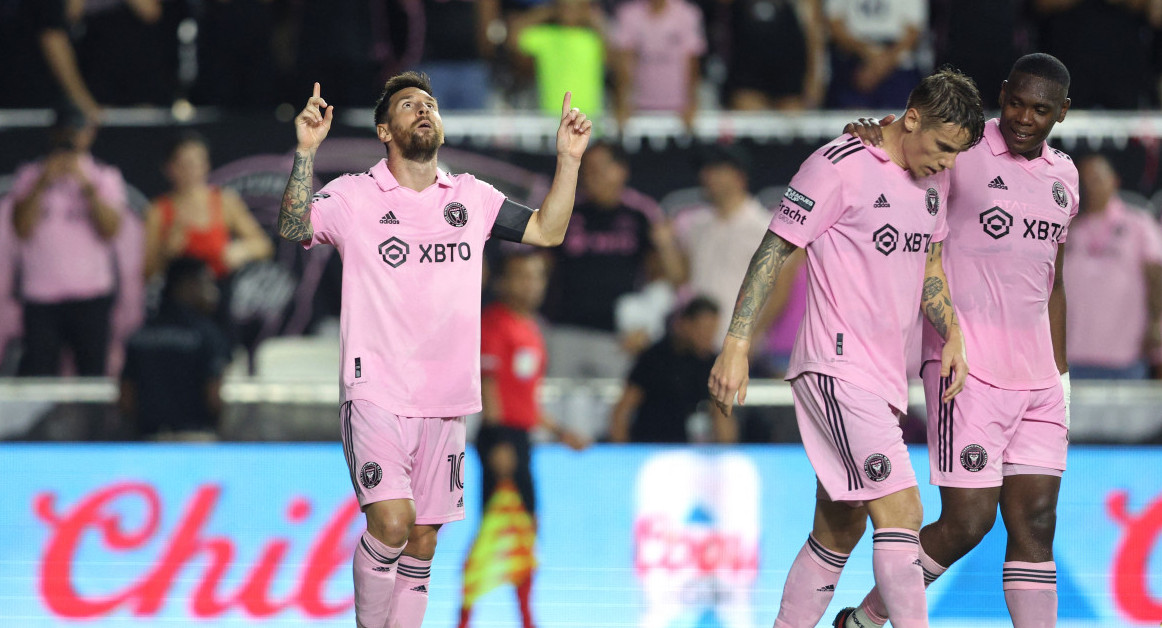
<box><xmin>985</xmin><ymin>118</ymin><xmax>1056</xmax><ymax>166</ymax></box>
<box><xmin>371</xmin><ymin>158</ymin><xmax>454</xmax><ymax>191</ymax></box>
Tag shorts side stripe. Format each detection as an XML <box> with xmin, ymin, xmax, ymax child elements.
<box><xmin>820</xmin><ymin>374</ymin><xmax>863</xmax><ymax>491</ymax></box>
<box><xmin>937</xmin><ymin>375</ymin><xmax>947</xmax><ymax>472</ymax></box>
<box><xmin>817</xmin><ymin>374</ymin><xmax>855</xmax><ymax>491</ymax></box>
<box><xmin>341</xmin><ymin>401</ymin><xmax>361</xmax><ymax>497</ymax></box>
<box><xmin>944</xmin><ymin>375</ymin><xmax>956</xmax><ymax>473</ymax></box>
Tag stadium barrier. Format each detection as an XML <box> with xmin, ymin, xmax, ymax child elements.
<box><xmin>1</xmin><ymin>442</ymin><xmax>1160</xmax><ymax>627</ymax></box>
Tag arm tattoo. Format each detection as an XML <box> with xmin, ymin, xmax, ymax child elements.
<box><xmin>726</xmin><ymin>232</ymin><xmax>798</xmax><ymax>341</ymax></box>
<box><xmin>922</xmin><ymin>276</ymin><xmax>943</xmax><ymax>302</ymax></box>
<box><xmin>921</xmin><ymin>242</ymin><xmax>959</xmax><ymax>340</ymax></box>
<box><xmin>278</xmin><ymin>151</ymin><xmax>315</xmax><ymax>242</ymax></box>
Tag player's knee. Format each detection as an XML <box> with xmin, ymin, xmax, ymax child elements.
<box><xmin>405</xmin><ymin>526</ymin><xmax>439</xmax><ymax>560</ymax></box>
<box><xmin>1020</xmin><ymin>502</ymin><xmax>1057</xmax><ymax>538</ymax></box>
<box><xmin>366</xmin><ymin>509</ymin><xmax>413</xmax><ymax>547</ymax></box>
<box><xmin>943</xmin><ymin>508</ymin><xmax>997</xmax><ymax>546</ymax></box>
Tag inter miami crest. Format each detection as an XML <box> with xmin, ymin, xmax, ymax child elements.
<box><xmin>925</xmin><ymin>188</ymin><xmax>940</xmax><ymax>216</ymax></box>
<box><xmin>864</xmin><ymin>453</ymin><xmax>892</xmax><ymax>482</ymax></box>
<box><xmin>1052</xmin><ymin>181</ymin><xmax>1068</xmax><ymax>209</ymax></box>
<box><xmin>960</xmin><ymin>444</ymin><xmax>988</xmax><ymax>472</ymax></box>
<box><xmin>444</xmin><ymin>202</ymin><xmax>468</xmax><ymax>227</ymax></box>
<box><xmin>360</xmin><ymin>461</ymin><xmax>383</xmax><ymax>489</ymax></box>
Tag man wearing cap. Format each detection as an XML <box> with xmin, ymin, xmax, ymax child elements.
<box><xmin>8</xmin><ymin>108</ymin><xmax>128</xmax><ymax>376</ymax></box>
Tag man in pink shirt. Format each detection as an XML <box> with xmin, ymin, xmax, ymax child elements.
<box><xmin>611</xmin><ymin>0</ymin><xmax>706</xmax><ymax>129</ymax></box>
<box><xmin>836</xmin><ymin>54</ymin><xmax>1078</xmax><ymax>628</ymax></box>
<box><xmin>277</xmin><ymin>73</ymin><xmax>592</xmax><ymax>628</ymax></box>
<box><xmin>709</xmin><ymin>68</ymin><xmax>985</xmax><ymax>628</ymax></box>
<box><xmin>9</xmin><ymin>107</ymin><xmax>127</xmax><ymax>376</ymax></box>
<box><xmin>1064</xmin><ymin>153</ymin><xmax>1162</xmax><ymax>380</ymax></box>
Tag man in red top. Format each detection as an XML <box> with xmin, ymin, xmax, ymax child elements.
<box><xmin>462</xmin><ymin>249</ymin><xmax>586</xmax><ymax>628</ymax></box>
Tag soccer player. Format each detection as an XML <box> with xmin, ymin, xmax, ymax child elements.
<box><xmin>834</xmin><ymin>53</ymin><xmax>1077</xmax><ymax>628</ymax></box>
<box><xmin>708</xmin><ymin>68</ymin><xmax>985</xmax><ymax>628</ymax></box>
<box><xmin>277</xmin><ymin>74</ymin><xmax>592</xmax><ymax>628</ymax></box>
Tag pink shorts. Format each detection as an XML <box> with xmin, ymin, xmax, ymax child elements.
<box><xmin>923</xmin><ymin>363</ymin><xmax>1067</xmax><ymax>488</ymax></box>
<box><xmin>792</xmin><ymin>373</ymin><xmax>917</xmax><ymax>503</ymax></box>
<box><xmin>340</xmin><ymin>400</ymin><xmax>466</xmax><ymax>524</ymax></box>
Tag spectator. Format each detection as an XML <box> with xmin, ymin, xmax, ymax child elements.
<box><xmin>510</xmin><ymin>0</ymin><xmax>606</xmax><ymax>117</ymax></box>
<box><xmin>77</xmin><ymin>0</ymin><xmax>175</xmax><ymax>107</ymax></box>
<box><xmin>1033</xmin><ymin>0</ymin><xmax>1162</xmax><ymax>109</ymax></box>
<box><xmin>543</xmin><ymin>140</ymin><xmax>684</xmax><ymax>378</ymax></box>
<box><xmin>672</xmin><ymin>144</ymin><xmax>774</xmax><ymax>346</ymax></box>
<box><xmin>611</xmin><ymin>0</ymin><xmax>707</xmax><ymax>129</ymax></box>
<box><xmin>9</xmin><ymin>107</ymin><xmax>129</xmax><ymax>377</ymax></box>
<box><xmin>721</xmin><ymin>0</ymin><xmax>826</xmax><ymax>111</ymax></box>
<box><xmin>192</xmin><ymin>0</ymin><xmax>278</xmax><ymax>108</ymax></box>
<box><xmin>1065</xmin><ymin>153</ymin><xmax>1162</xmax><ymax>379</ymax></box>
<box><xmin>0</xmin><ymin>0</ymin><xmax>102</xmax><ymax>122</ymax></box>
<box><xmin>609</xmin><ymin>296</ymin><xmax>735</xmax><ymax>443</ymax></box>
<box><xmin>143</xmin><ymin>132</ymin><xmax>273</xmax><ymax>281</ymax></box>
<box><xmin>120</xmin><ymin>257</ymin><xmax>231</xmax><ymax>439</ymax></box>
<box><xmin>418</xmin><ymin>0</ymin><xmax>502</xmax><ymax>109</ymax></box>
<box><xmin>461</xmin><ymin>250</ymin><xmax>586</xmax><ymax>628</ymax></box>
<box><xmin>930</xmin><ymin>0</ymin><xmax>1026</xmax><ymax>102</ymax></box>
<box><xmin>825</xmin><ymin>0</ymin><xmax>927</xmax><ymax>108</ymax></box>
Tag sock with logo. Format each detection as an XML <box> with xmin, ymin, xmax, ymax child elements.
<box><xmin>353</xmin><ymin>530</ymin><xmax>404</xmax><ymax>628</ymax></box>
<box><xmin>870</xmin><ymin>528</ymin><xmax>927</xmax><ymax>628</ymax></box>
<box><xmin>772</xmin><ymin>534</ymin><xmax>849</xmax><ymax>628</ymax></box>
<box><xmin>387</xmin><ymin>555</ymin><xmax>433</xmax><ymax>628</ymax></box>
<box><xmin>1003</xmin><ymin>561</ymin><xmax>1057</xmax><ymax>628</ymax></box>
<box><xmin>852</xmin><ymin>542</ymin><xmax>946</xmax><ymax>627</ymax></box>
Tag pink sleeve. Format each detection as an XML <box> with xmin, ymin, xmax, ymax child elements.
<box><xmin>1139</xmin><ymin>214</ymin><xmax>1162</xmax><ymax>265</ymax></box>
<box><xmin>480</xmin><ymin>179</ymin><xmax>507</xmax><ymax>230</ymax></box>
<box><xmin>93</xmin><ymin>165</ymin><xmax>129</xmax><ymax>213</ymax></box>
<box><xmin>1057</xmin><ymin>173</ymin><xmax>1080</xmax><ymax>244</ymax></box>
<box><xmin>684</xmin><ymin>5</ymin><xmax>707</xmax><ymax>56</ymax></box>
<box><xmin>610</xmin><ymin>5</ymin><xmax>638</xmax><ymax>50</ymax></box>
<box><xmin>931</xmin><ymin>174</ymin><xmax>951</xmax><ymax>243</ymax></box>
<box><xmin>302</xmin><ymin>181</ymin><xmax>354</xmax><ymax>249</ymax></box>
<box><xmin>769</xmin><ymin>153</ymin><xmax>844</xmax><ymax>247</ymax></box>
<box><xmin>10</xmin><ymin>164</ymin><xmax>42</xmax><ymax>199</ymax></box>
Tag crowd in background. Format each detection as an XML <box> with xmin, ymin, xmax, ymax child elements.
<box><xmin>4</xmin><ymin>0</ymin><xmax>1162</xmax><ymax>444</ymax></box>
<box><xmin>5</xmin><ymin>0</ymin><xmax>1162</xmax><ymax>122</ymax></box>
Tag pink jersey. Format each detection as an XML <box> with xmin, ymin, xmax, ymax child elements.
<box><xmin>922</xmin><ymin>119</ymin><xmax>1079</xmax><ymax>389</ymax></box>
<box><xmin>773</xmin><ymin>135</ymin><xmax>950</xmax><ymax>411</ymax></box>
<box><xmin>11</xmin><ymin>155</ymin><xmax>128</xmax><ymax>303</ymax></box>
<box><xmin>304</xmin><ymin>159</ymin><xmax>507</xmax><ymax>417</ymax></box>
<box><xmin>611</xmin><ymin>0</ymin><xmax>707</xmax><ymax>111</ymax></box>
<box><xmin>1064</xmin><ymin>197</ymin><xmax>1162</xmax><ymax>367</ymax></box>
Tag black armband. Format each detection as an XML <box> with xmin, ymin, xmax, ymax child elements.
<box><xmin>491</xmin><ymin>199</ymin><xmax>535</xmax><ymax>243</ymax></box>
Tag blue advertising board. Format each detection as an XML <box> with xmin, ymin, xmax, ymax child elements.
<box><xmin>0</xmin><ymin>443</ymin><xmax>1159</xmax><ymax>626</ymax></box>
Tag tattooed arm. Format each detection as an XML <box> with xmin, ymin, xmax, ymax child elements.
<box><xmin>279</xmin><ymin>82</ymin><xmax>332</xmax><ymax>243</ymax></box>
<box><xmin>278</xmin><ymin>151</ymin><xmax>316</xmax><ymax>242</ymax></box>
<box><xmin>923</xmin><ymin>241</ymin><xmax>968</xmax><ymax>401</ymax></box>
<box><xmin>708</xmin><ymin>231</ymin><xmax>799</xmax><ymax>414</ymax></box>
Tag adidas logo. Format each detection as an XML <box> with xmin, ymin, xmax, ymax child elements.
<box><xmin>380</xmin><ymin>211</ymin><xmax>399</xmax><ymax>225</ymax></box>
<box><xmin>816</xmin><ymin>584</ymin><xmax>835</xmax><ymax>592</ymax></box>
<box><xmin>373</xmin><ymin>566</ymin><xmax>392</xmax><ymax>572</ymax></box>
<box><xmin>873</xmin><ymin>194</ymin><xmax>890</xmax><ymax>208</ymax></box>
<box><xmin>988</xmin><ymin>176</ymin><xmax>1008</xmax><ymax>190</ymax></box>
<box><xmin>456</xmin><ymin>496</ymin><xmax>464</xmax><ymax>508</ymax></box>
<box><xmin>411</xmin><ymin>585</ymin><xmax>427</xmax><ymax>593</ymax></box>
<box><xmin>913</xmin><ymin>559</ymin><xmax>923</xmax><ymax>566</ymax></box>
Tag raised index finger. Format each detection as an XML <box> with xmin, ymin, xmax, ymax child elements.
<box><xmin>313</xmin><ymin>82</ymin><xmax>321</xmax><ymax>99</ymax></box>
<box><xmin>561</xmin><ymin>91</ymin><xmax>572</xmax><ymax>118</ymax></box>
